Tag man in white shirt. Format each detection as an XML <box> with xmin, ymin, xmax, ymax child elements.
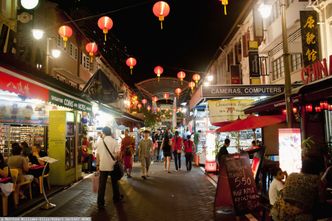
<box><xmin>96</xmin><ymin>126</ymin><xmax>121</xmax><ymax>209</ymax></box>
<box><xmin>269</xmin><ymin>167</ymin><xmax>287</xmax><ymax>205</ymax></box>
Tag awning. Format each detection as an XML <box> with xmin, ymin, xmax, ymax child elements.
<box><xmin>211</xmin><ymin>121</ymin><xmax>234</xmax><ymax>127</ymax></box>
<box><xmin>216</xmin><ymin>115</ymin><xmax>286</xmax><ymax>132</ymax></box>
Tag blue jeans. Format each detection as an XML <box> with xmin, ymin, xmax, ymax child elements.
<box><xmin>173</xmin><ymin>151</ymin><xmax>181</xmax><ymax>170</ymax></box>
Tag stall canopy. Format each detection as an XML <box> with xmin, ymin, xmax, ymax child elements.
<box><xmin>216</xmin><ymin>115</ymin><xmax>286</xmax><ymax>132</ymax></box>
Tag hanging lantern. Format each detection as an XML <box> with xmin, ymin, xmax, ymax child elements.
<box><xmin>175</xmin><ymin>88</ymin><xmax>182</xmax><ymax>98</ymax></box>
<box><xmin>85</xmin><ymin>42</ymin><xmax>98</xmax><ymax>62</ymax></box>
<box><xmin>126</xmin><ymin>57</ymin><xmax>137</xmax><ymax>75</ymax></box>
<box><xmin>154</xmin><ymin>66</ymin><xmax>164</xmax><ymax>82</ymax></box>
<box><xmin>141</xmin><ymin>99</ymin><xmax>147</xmax><ymax>106</ymax></box>
<box><xmin>192</xmin><ymin>74</ymin><xmax>201</xmax><ymax>84</ymax></box>
<box><xmin>315</xmin><ymin>106</ymin><xmax>322</xmax><ymax>112</ymax></box>
<box><xmin>220</xmin><ymin>0</ymin><xmax>228</xmax><ymax>15</ymax></box>
<box><xmin>292</xmin><ymin>107</ymin><xmax>298</xmax><ymax>114</ymax></box>
<box><xmin>137</xmin><ymin>103</ymin><xmax>142</xmax><ymax>111</ymax></box>
<box><xmin>153</xmin><ymin>1</ymin><xmax>170</xmax><ymax>30</ymax></box>
<box><xmin>58</xmin><ymin>25</ymin><xmax>73</xmax><ymax>48</ymax></box>
<box><xmin>188</xmin><ymin>81</ymin><xmax>195</xmax><ymax>92</ymax></box>
<box><xmin>320</xmin><ymin>101</ymin><xmax>328</xmax><ymax>110</ymax></box>
<box><xmin>147</xmin><ymin>105</ymin><xmax>151</xmax><ymax>111</ymax></box>
<box><xmin>152</xmin><ymin>96</ymin><xmax>158</xmax><ymax>103</ymax></box>
<box><xmin>305</xmin><ymin>104</ymin><xmax>313</xmax><ymax>113</ymax></box>
<box><xmin>177</xmin><ymin>71</ymin><xmax>186</xmax><ymax>85</ymax></box>
<box><xmin>163</xmin><ymin>92</ymin><xmax>170</xmax><ymax>101</ymax></box>
<box><xmin>97</xmin><ymin>16</ymin><xmax>113</xmax><ymax>41</ymax></box>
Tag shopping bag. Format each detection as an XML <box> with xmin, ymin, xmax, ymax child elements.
<box><xmin>92</xmin><ymin>172</ymin><xmax>99</xmax><ymax>193</ymax></box>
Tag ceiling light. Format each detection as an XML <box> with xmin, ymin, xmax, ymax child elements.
<box><xmin>21</xmin><ymin>0</ymin><xmax>39</xmax><ymax>10</ymax></box>
<box><xmin>51</xmin><ymin>49</ymin><xmax>61</xmax><ymax>58</ymax></box>
<box><xmin>258</xmin><ymin>3</ymin><xmax>272</xmax><ymax>19</ymax></box>
<box><xmin>32</xmin><ymin>29</ymin><xmax>44</xmax><ymax>40</ymax></box>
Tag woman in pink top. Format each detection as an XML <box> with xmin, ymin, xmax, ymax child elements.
<box><xmin>171</xmin><ymin>131</ymin><xmax>183</xmax><ymax>171</ymax></box>
<box><xmin>183</xmin><ymin>135</ymin><xmax>195</xmax><ymax>171</ymax></box>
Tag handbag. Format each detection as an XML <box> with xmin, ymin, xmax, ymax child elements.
<box><xmin>103</xmin><ymin>139</ymin><xmax>124</xmax><ymax>180</ymax></box>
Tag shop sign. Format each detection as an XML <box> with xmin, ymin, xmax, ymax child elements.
<box><xmin>300</xmin><ymin>11</ymin><xmax>320</xmax><ymax>67</ymax></box>
<box><xmin>49</xmin><ymin>91</ymin><xmax>92</xmax><ymax>113</ymax></box>
<box><xmin>301</xmin><ymin>54</ymin><xmax>332</xmax><ymax>84</ymax></box>
<box><xmin>208</xmin><ymin>99</ymin><xmax>254</xmax><ymax>123</ymax></box>
<box><xmin>0</xmin><ymin>70</ymin><xmax>49</xmax><ymax>101</ymax></box>
<box><xmin>231</xmin><ymin>65</ymin><xmax>241</xmax><ymax>84</ymax></box>
<box><xmin>202</xmin><ymin>85</ymin><xmax>284</xmax><ymax>98</ymax></box>
<box><xmin>0</xmin><ymin>100</ymin><xmax>48</xmax><ymax>124</ymax></box>
<box><xmin>249</xmin><ymin>51</ymin><xmax>260</xmax><ymax>77</ymax></box>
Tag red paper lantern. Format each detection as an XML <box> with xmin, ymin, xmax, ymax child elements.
<box><xmin>188</xmin><ymin>81</ymin><xmax>195</xmax><ymax>92</ymax></box>
<box><xmin>175</xmin><ymin>88</ymin><xmax>182</xmax><ymax>98</ymax></box>
<box><xmin>320</xmin><ymin>101</ymin><xmax>328</xmax><ymax>110</ymax></box>
<box><xmin>329</xmin><ymin>105</ymin><xmax>332</xmax><ymax>111</ymax></box>
<box><xmin>163</xmin><ymin>92</ymin><xmax>170</xmax><ymax>100</ymax></box>
<box><xmin>292</xmin><ymin>107</ymin><xmax>298</xmax><ymax>114</ymax></box>
<box><xmin>147</xmin><ymin>105</ymin><xmax>151</xmax><ymax>111</ymax></box>
<box><xmin>315</xmin><ymin>106</ymin><xmax>322</xmax><ymax>112</ymax></box>
<box><xmin>177</xmin><ymin>71</ymin><xmax>186</xmax><ymax>85</ymax></box>
<box><xmin>192</xmin><ymin>74</ymin><xmax>201</xmax><ymax>84</ymax></box>
<box><xmin>137</xmin><ymin>103</ymin><xmax>142</xmax><ymax>110</ymax></box>
<box><xmin>126</xmin><ymin>57</ymin><xmax>137</xmax><ymax>75</ymax></box>
<box><xmin>305</xmin><ymin>104</ymin><xmax>313</xmax><ymax>113</ymax></box>
<box><xmin>58</xmin><ymin>25</ymin><xmax>73</xmax><ymax>48</ymax></box>
<box><xmin>154</xmin><ymin>66</ymin><xmax>163</xmax><ymax>82</ymax></box>
<box><xmin>142</xmin><ymin>99</ymin><xmax>147</xmax><ymax>106</ymax></box>
<box><xmin>153</xmin><ymin>1</ymin><xmax>170</xmax><ymax>30</ymax></box>
<box><xmin>85</xmin><ymin>42</ymin><xmax>98</xmax><ymax>61</ymax></box>
<box><xmin>97</xmin><ymin>16</ymin><xmax>113</xmax><ymax>41</ymax></box>
<box><xmin>152</xmin><ymin>96</ymin><xmax>158</xmax><ymax>102</ymax></box>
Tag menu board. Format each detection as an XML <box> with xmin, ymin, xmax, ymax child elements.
<box><xmin>224</xmin><ymin>153</ymin><xmax>259</xmax><ymax>215</ymax></box>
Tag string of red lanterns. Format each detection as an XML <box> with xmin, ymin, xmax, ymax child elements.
<box><xmin>126</xmin><ymin>57</ymin><xmax>137</xmax><ymax>75</ymax></box>
<box><xmin>97</xmin><ymin>16</ymin><xmax>113</xmax><ymax>41</ymax></box>
<box><xmin>152</xmin><ymin>1</ymin><xmax>170</xmax><ymax>30</ymax></box>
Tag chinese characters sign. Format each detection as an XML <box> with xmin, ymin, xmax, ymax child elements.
<box><xmin>0</xmin><ymin>70</ymin><xmax>49</xmax><ymax>101</ymax></box>
<box><xmin>300</xmin><ymin>11</ymin><xmax>320</xmax><ymax>67</ymax></box>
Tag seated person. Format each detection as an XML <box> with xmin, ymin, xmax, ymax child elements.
<box><xmin>268</xmin><ymin>167</ymin><xmax>287</xmax><ymax>206</ymax></box>
<box><xmin>28</xmin><ymin>144</ymin><xmax>49</xmax><ymax>177</ymax></box>
<box><xmin>8</xmin><ymin>143</ymin><xmax>33</xmax><ymax>183</ymax></box>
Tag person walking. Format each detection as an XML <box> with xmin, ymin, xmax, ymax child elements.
<box><xmin>121</xmin><ymin>129</ymin><xmax>135</xmax><ymax>178</ymax></box>
<box><xmin>96</xmin><ymin>126</ymin><xmax>122</xmax><ymax>209</ymax></box>
<box><xmin>216</xmin><ymin>138</ymin><xmax>230</xmax><ymax>167</ymax></box>
<box><xmin>154</xmin><ymin>130</ymin><xmax>162</xmax><ymax>161</ymax></box>
<box><xmin>138</xmin><ymin>130</ymin><xmax>153</xmax><ymax>180</ymax></box>
<box><xmin>171</xmin><ymin>131</ymin><xmax>183</xmax><ymax>171</ymax></box>
<box><xmin>184</xmin><ymin>135</ymin><xmax>195</xmax><ymax>171</ymax></box>
<box><xmin>161</xmin><ymin>130</ymin><xmax>172</xmax><ymax>173</ymax></box>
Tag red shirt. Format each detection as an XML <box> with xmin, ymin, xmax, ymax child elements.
<box><xmin>184</xmin><ymin>140</ymin><xmax>194</xmax><ymax>153</ymax></box>
<box><xmin>171</xmin><ymin>136</ymin><xmax>182</xmax><ymax>152</ymax></box>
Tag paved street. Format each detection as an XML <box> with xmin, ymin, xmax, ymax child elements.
<box><xmin>23</xmin><ymin>160</ymin><xmax>218</xmax><ymax>221</ymax></box>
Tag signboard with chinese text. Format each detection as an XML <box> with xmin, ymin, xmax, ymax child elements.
<box><xmin>202</xmin><ymin>84</ymin><xmax>284</xmax><ymax>98</ymax></box>
<box><xmin>208</xmin><ymin>99</ymin><xmax>254</xmax><ymax>123</ymax></box>
<box><xmin>300</xmin><ymin>11</ymin><xmax>320</xmax><ymax>67</ymax></box>
<box><xmin>249</xmin><ymin>52</ymin><xmax>260</xmax><ymax>77</ymax></box>
<box><xmin>0</xmin><ymin>70</ymin><xmax>49</xmax><ymax>101</ymax></box>
<box><xmin>49</xmin><ymin>91</ymin><xmax>92</xmax><ymax>113</ymax></box>
<box><xmin>278</xmin><ymin>128</ymin><xmax>302</xmax><ymax>174</ymax></box>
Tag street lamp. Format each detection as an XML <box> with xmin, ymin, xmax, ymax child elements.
<box><xmin>32</xmin><ymin>29</ymin><xmax>44</xmax><ymax>40</ymax></box>
<box><xmin>21</xmin><ymin>0</ymin><xmax>39</xmax><ymax>10</ymax></box>
<box><xmin>259</xmin><ymin>0</ymin><xmax>293</xmax><ymax>127</ymax></box>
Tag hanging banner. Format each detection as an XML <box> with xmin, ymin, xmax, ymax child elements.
<box><xmin>300</xmin><ymin>10</ymin><xmax>320</xmax><ymax>67</ymax></box>
<box><xmin>49</xmin><ymin>91</ymin><xmax>92</xmax><ymax>113</ymax></box>
<box><xmin>249</xmin><ymin>51</ymin><xmax>260</xmax><ymax>77</ymax></box>
<box><xmin>231</xmin><ymin>65</ymin><xmax>241</xmax><ymax>84</ymax></box>
<box><xmin>0</xmin><ymin>70</ymin><xmax>49</xmax><ymax>101</ymax></box>
<box><xmin>208</xmin><ymin>99</ymin><xmax>254</xmax><ymax>123</ymax></box>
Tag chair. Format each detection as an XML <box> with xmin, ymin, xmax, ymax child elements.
<box><xmin>38</xmin><ymin>173</ymin><xmax>51</xmax><ymax>194</ymax></box>
<box><xmin>10</xmin><ymin>169</ymin><xmax>32</xmax><ymax>207</ymax></box>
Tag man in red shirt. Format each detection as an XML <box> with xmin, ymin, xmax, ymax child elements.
<box><xmin>171</xmin><ymin>131</ymin><xmax>183</xmax><ymax>171</ymax></box>
<box><xmin>184</xmin><ymin>135</ymin><xmax>195</xmax><ymax>171</ymax></box>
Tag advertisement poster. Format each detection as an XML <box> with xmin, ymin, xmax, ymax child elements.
<box><xmin>0</xmin><ymin>100</ymin><xmax>48</xmax><ymax>124</ymax></box>
<box><xmin>208</xmin><ymin>99</ymin><xmax>254</xmax><ymax>123</ymax></box>
<box><xmin>278</xmin><ymin>128</ymin><xmax>302</xmax><ymax>174</ymax></box>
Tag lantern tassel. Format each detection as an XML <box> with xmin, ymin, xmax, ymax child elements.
<box><xmin>181</xmin><ymin>80</ymin><xmax>183</xmax><ymax>85</ymax></box>
<box><xmin>104</xmin><ymin>33</ymin><xmax>107</xmax><ymax>42</ymax></box>
<box><xmin>224</xmin><ymin>5</ymin><xmax>227</xmax><ymax>15</ymax></box>
<box><xmin>160</xmin><ymin>21</ymin><xmax>163</xmax><ymax>30</ymax></box>
<box><xmin>90</xmin><ymin>56</ymin><xmax>93</xmax><ymax>62</ymax></box>
<box><xmin>158</xmin><ymin>76</ymin><xmax>160</xmax><ymax>82</ymax></box>
<box><xmin>130</xmin><ymin>69</ymin><xmax>133</xmax><ymax>75</ymax></box>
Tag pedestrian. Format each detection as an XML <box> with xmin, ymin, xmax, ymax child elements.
<box><xmin>96</xmin><ymin>126</ymin><xmax>122</xmax><ymax>209</ymax></box>
<box><xmin>161</xmin><ymin>130</ymin><xmax>172</xmax><ymax>173</ymax></box>
<box><xmin>120</xmin><ymin>129</ymin><xmax>135</xmax><ymax>178</ymax></box>
<box><xmin>216</xmin><ymin>138</ymin><xmax>230</xmax><ymax>167</ymax></box>
<box><xmin>268</xmin><ymin>167</ymin><xmax>287</xmax><ymax>206</ymax></box>
<box><xmin>171</xmin><ymin>131</ymin><xmax>183</xmax><ymax>171</ymax></box>
<box><xmin>154</xmin><ymin>130</ymin><xmax>162</xmax><ymax>161</ymax></box>
<box><xmin>184</xmin><ymin>135</ymin><xmax>195</xmax><ymax>171</ymax></box>
<box><xmin>138</xmin><ymin>130</ymin><xmax>153</xmax><ymax>179</ymax></box>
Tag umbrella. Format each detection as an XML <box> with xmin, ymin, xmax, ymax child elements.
<box><xmin>216</xmin><ymin>115</ymin><xmax>286</xmax><ymax>132</ymax></box>
<box><xmin>212</xmin><ymin>121</ymin><xmax>235</xmax><ymax>128</ymax></box>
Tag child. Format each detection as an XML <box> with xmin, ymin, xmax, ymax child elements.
<box><xmin>269</xmin><ymin>167</ymin><xmax>287</xmax><ymax>206</ymax></box>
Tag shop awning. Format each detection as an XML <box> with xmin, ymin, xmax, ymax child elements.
<box><xmin>216</xmin><ymin>115</ymin><xmax>286</xmax><ymax>132</ymax></box>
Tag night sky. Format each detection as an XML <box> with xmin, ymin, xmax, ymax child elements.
<box><xmin>52</xmin><ymin>0</ymin><xmax>249</xmax><ymax>86</ymax></box>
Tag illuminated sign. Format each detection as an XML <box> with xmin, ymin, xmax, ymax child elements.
<box><xmin>301</xmin><ymin>54</ymin><xmax>332</xmax><ymax>84</ymax></box>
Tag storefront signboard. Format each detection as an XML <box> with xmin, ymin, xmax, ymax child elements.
<box><xmin>249</xmin><ymin>51</ymin><xmax>260</xmax><ymax>77</ymax></box>
<box><xmin>49</xmin><ymin>91</ymin><xmax>92</xmax><ymax>113</ymax></box>
<box><xmin>0</xmin><ymin>70</ymin><xmax>49</xmax><ymax>101</ymax></box>
<box><xmin>208</xmin><ymin>99</ymin><xmax>254</xmax><ymax>123</ymax></box>
<box><xmin>0</xmin><ymin>100</ymin><xmax>48</xmax><ymax>124</ymax></box>
<box><xmin>301</xmin><ymin>54</ymin><xmax>332</xmax><ymax>84</ymax></box>
<box><xmin>202</xmin><ymin>85</ymin><xmax>284</xmax><ymax>98</ymax></box>
<box><xmin>300</xmin><ymin>10</ymin><xmax>320</xmax><ymax>67</ymax></box>
<box><xmin>278</xmin><ymin>128</ymin><xmax>302</xmax><ymax>174</ymax></box>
